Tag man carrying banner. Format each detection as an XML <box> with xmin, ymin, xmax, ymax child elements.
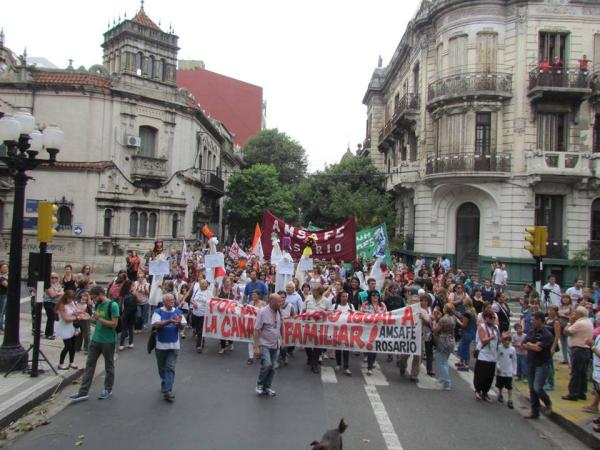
<box><xmin>253</xmin><ymin>293</ymin><xmax>283</xmax><ymax>397</ymax></box>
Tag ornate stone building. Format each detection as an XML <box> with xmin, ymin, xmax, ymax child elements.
<box><xmin>362</xmin><ymin>0</ymin><xmax>600</xmax><ymax>285</ymax></box>
<box><xmin>0</xmin><ymin>6</ymin><xmax>242</xmax><ymax>271</ymax></box>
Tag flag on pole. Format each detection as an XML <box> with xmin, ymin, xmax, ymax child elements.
<box><xmin>253</xmin><ymin>235</ymin><xmax>264</xmax><ymax>260</ymax></box>
<box><xmin>229</xmin><ymin>238</ymin><xmax>248</xmax><ymax>260</ymax></box>
<box><xmin>180</xmin><ymin>239</ymin><xmax>189</xmax><ymax>279</ymax></box>
<box><xmin>250</xmin><ymin>223</ymin><xmax>261</xmax><ymax>255</ymax></box>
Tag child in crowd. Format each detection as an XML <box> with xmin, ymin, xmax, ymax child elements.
<box><xmin>512</xmin><ymin>323</ymin><xmax>528</xmax><ymax>383</ymax></box>
<box><xmin>496</xmin><ymin>331</ymin><xmax>517</xmax><ymax>409</ymax></box>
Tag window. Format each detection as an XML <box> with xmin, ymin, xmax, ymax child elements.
<box><xmin>413</xmin><ymin>63</ymin><xmax>420</xmax><ymax>95</ymax></box>
<box><xmin>408</xmin><ymin>133</ymin><xmax>417</xmax><ymax>162</ymax></box>
<box><xmin>436</xmin><ymin>44</ymin><xmax>444</xmax><ymax>77</ymax></box>
<box><xmin>0</xmin><ymin>200</ymin><xmax>3</xmax><ymax>230</ymax></box>
<box><xmin>172</xmin><ymin>213</ymin><xmax>179</xmax><ymax>238</ymax></box>
<box><xmin>594</xmin><ymin>114</ymin><xmax>600</xmax><ymax>154</ymax></box>
<box><xmin>139</xmin><ymin>212</ymin><xmax>148</xmax><ymax>237</ymax></box>
<box><xmin>475</xmin><ymin>112</ymin><xmax>492</xmax><ymax>155</ymax></box>
<box><xmin>447</xmin><ymin>113</ymin><xmax>465</xmax><ymax>154</ymax></box>
<box><xmin>157</xmin><ymin>59</ymin><xmax>165</xmax><ymax>81</ymax></box>
<box><xmin>103</xmin><ymin>209</ymin><xmax>112</xmax><ymax>237</ymax></box>
<box><xmin>146</xmin><ymin>56</ymin><xmax>154</xmax><ymax>78</ymax></box>
<box><xmin>535</xmin><ymin>195</ymin><xmax>564</xmax><ymax>257</ymax></box>
<box><xmin>149</xmin><ymin>212</ymin><xmax>157</xmax><ymax>238</ymax></box>
<box><xmin>448</xmin><ymin>35</ymin><xmax>467</xmax><ymax>75</ymax></box>
<box><xmin>537</xmin><ymin>113</ymin><xmax>568</xmax><ymax>152</ymax></box>
<box><xmin>139</xmin><ymin>126</ymin><xmax>157</xmax><ymax>157</ymax></box>
<box><xmin>57</xmin><ymin>205</ymin><xmax>72</xmax><ymax>231</ymax></box>
<box><xmin>129</xmin><ymin>212</ymin><xmax>138</xmax><ymax>237</ymax></box>
<box><xmin>539</xmin><ymin>32</ymin><xmax>568</xmax><ymax>63</ymax></box>
<box><xmin>394</xmin><ymin>92</ymin><xmax>400</xmax><ymax>112</ymax></box>
<box><xmin>135</xmin><ymin>52</ymin><xmax>143</xmax><ymax>76</ymax></box>
<box><xmin>477</xmin><ymin>33</ymin><xmax>497</xmax><ymax>72</ymax></box>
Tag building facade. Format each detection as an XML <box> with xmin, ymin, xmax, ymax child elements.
<box><xmin>0</xmin><ymin>7</ymin><xmax>241</xmax><ymax>271</ymax></box>
<box><xmin>363</xmin><ymin>0</ymin><xmax>600</xmax><ymax>286</ymax></box>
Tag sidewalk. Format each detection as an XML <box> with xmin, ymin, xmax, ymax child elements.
<box><xmin>0</xmin><ymin>311</ymin><xmax>86</xmax><ymax>431</ymax></box>
<box><xmin>513</xmin><ymin>355</ymin><xmax>600</xmax><ymax>449</ymax></box>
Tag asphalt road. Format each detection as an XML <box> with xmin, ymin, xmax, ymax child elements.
<box><xmin>4</xmin><ymin>334</ymin><xmax>589</xmax><ymax>450</ymax></box>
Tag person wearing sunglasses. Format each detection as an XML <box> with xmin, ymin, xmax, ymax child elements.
<box><xmin>44</xmin><ymin>273</ymin><xmax>64</xmax><ymax>339</ymax></box>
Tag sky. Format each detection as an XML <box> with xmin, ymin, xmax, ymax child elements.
<box><xmin>2</xmin><ymin>0</ymin><xmax>421</xmax><ymax>172</ymax></box>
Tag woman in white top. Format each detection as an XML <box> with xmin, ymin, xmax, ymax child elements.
<box><xmin>303</xmin><ymin>286</ymin><xmax>331</xmax><ymax>373</ymax></box>
<box><xmin>133</xmin><ymin>273</ymin><xmax>150</xmax><ymax>331</ymax></box>
<box><xmin>333</xmin><ymin>291</ymin><xmax>354</xmax><ymax>376</ymax></box>
<box><xmin>190</xmin><ymin>278</ymin><xmax>210</xmax><ymax>353</ymax></box>
<box><xmin>55</xmin><ymin>291</ymin><xmax>85</xmax><ymax>370</ymax></box>
<box><xmin>473</xmin><ymin>310</ymin><xmax>499</xmax><ymax>402</ymax></box>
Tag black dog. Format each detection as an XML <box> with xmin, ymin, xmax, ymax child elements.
<box><xmin>310</xmin><ymin>418</ymin><xmax>348</xmax><ymax>450</ymax></box>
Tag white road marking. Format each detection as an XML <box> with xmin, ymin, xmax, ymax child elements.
<box><xmin>416</xmin><ymin>363</ymin><xmax>442</xmax><ymax>390</ymax></box>
<box><xmin>361</xmin><ymin>367</ymin><xmax>389</xmax><ymax>386</ymax></box>
<box><xmin>320</xmin><ymin>366</ymin><xmax>337</xmax><ymax>383</ymax></box>
<box><xmin>364</xmin><ymin>384</ymin><xmax>403</xmax><ymax>450</ymax></box>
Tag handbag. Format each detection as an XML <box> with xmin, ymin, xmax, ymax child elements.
<box><xmin>147</xmin><ymin>328</ymin><xmax>157</xmax><ymax>354</ymax></box>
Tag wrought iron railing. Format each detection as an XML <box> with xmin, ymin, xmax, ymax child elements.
<box><xmin>528</xmin><ymin>65</ymin><xmax>589</xmax><ymax>90</ymax></box>
<box><xmin>425</xmin><ymin>152</ymin><xmax>511</xmax><ymax>175</ymax></box>
<box><xmin>393</xmin><ymin>93</ymin><xmax>419</xmax><ymax>121</ymax></box>
<box><xmin>427</xmin><ymin>71</ymin><xmax>512</xmax><ymax>104</ymax></box>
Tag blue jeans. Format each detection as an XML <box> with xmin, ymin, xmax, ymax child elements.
<box><xmin>545</xmin><ymin>359</ymin><xmax>555</xmax><ymax>388</ymax></box>
<box><xmin>155</xmin><ymin>349</ymin><xmax>178</xmax><ymax>394</ymax></box>
<box><xmin>0</xmin><ymin>294</ymin><xmax>6</xmax><ymax>330</ymax></box>
<box><xmin>258</xmin><ymin>346</ymin><xmax>279</xmax><ymax>390</ymax></box>
<box><xmin>559</xmin><ymin>334</ymin><xmax>570</xmax><ymax>364</ymax></box>
<box><xmin>366</xmin><ymin>352</ymin><xmax>377</xmax><ymax>370</ymax></box>
<box><xmin>436</xmin><ymin>350</ymin><xmax>451</xmax><ymax>388</ymax></box>
<box><xmin>136</xmin><ymin>304</ymin><xmax>150</xmax><ymax>329</ymax></box>
<box><xmin>516</xmin><ymin>354</ymin><xmax>528</xmax><ymax>378</ymax></box>
<box><xmin>528</xmin><ymin>362</ymin><xmax>551</xmax><ymax>415</ymax></box>
<box><xmin>457</xmin><ymin>332</ymin><xmax>475</xmax><ymax>363</ymax></box>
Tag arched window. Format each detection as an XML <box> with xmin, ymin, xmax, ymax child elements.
<box><xmin>0</xmin><ymin>200</ymin><xmax>4</xmax><ymax>230</ymax></box>
<box><xmin>57</xmin><ymin>205</ymin><xmax>72</xmax><ymax>231</ymax></box>
<box><xmin>146</xmin><ymin>56</ymin><xmax>154</xmax><ymax>78</ymax></box>
<box><xmin>139</xmin><ymin>212</ymin><xmax>148</xmax><ymax>237</ymax></box>
<box><xmin>103</xmin><ymin>209</ymin><xmax>112</xmax><ymax>237</ymax></box>
<box><xmin>139</xmin><ymin>126</ymin><xmax>157</xmax><ymax>157</ymax></box>
<box><xmin>149</xmin><ymin>212</ymin><xmax>157</xmax><ymax>238</ymax></box>
<box><xmin>129</xmin><ymin>211</ymin><xmax>138</xmax><ymax>237</ymax></box>
<box><xmin>135</xmin><ymin>52</ymin><xmax>143</xmax><ymax>76</ymax></box>
<box><xmin>157</xmin><ymin>59</ymin><xmax>165</xmax><ymax>81</ymax></box>
<box><xmin>172</xmin><ymin>213</ymin><xmax>179</xmax><ymax>238</ymax></box>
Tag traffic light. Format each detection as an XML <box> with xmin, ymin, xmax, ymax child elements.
<box><xmin>37</xmin><ymin>202</ymin><xmax>58</xmax><ymax>243</ymax></box>
<box><xmin>524</xmin><ymin>226</ymin><xmax>548</xmax><ymax>257</ymax></box>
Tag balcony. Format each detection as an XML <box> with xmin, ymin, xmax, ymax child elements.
<box><xmin>528</xmin><ymin>64</ymin><xmax>590</xmax><ymax>103</ymax></box>
<box><xmin>393</xmin><ymin>93</ymin><xmax>419</xmax><ymax>125</ymax></box>
<box><xmin>363</xmin><ymin>136</ymin><xmax>371</xmax><ymax>150</ymax></box>
<box><xmin>427</xmin><ymin>70</ymin><xmax>512</xmax><ymax>110</ymax></box>
<box><xmin>131</xmin><ymin>155</ymin><xmax>168</xmax><ymax>186</ymax></box>
<box><xmin>424</xmin><ymin>151</ymin><xmax>511</xmax><ymax>181</ymax></box>
<box><xmin>525</xmin><ymin>149</ymin><xmax>591</xmax><ymax>183</ymax></box>
<box><xmin>378</xmin><ymin>120</ymin><xmax>394</xmax><ymax>149</ymax></box>
<box><xmin>199</xmin><ymin>171</ymin><xmax>225</xmax><ymax>196</ymax></box>
<box><xmin>385</xmin><ymin>161</ymin><xmax>420</xmax><ymax>191</ymax></box>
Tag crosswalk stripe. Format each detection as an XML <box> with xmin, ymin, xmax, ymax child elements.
<box><xmin>320</xmin><ymin>366</ymin><xmax>337</xmax><ymax>383</ymax></box>
<box><xmin>361</xmin><ymin>367</ymin><xmax>389</xmax><ymax>386</ymax></box>
<box><xmin>416</xmin><ymin>363</ymin><xmax>442</xmax><ymax>390</ymax></box>
<box><xmin>364</xmin><ymin>384</ymin><xmax>404</xmax><ymax>450</ymax></box>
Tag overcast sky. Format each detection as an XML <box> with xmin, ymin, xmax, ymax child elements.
<box><xmin>2</xmin><ymin>0</ymin><xmax>420</xmax><ymax>171</ymax></box>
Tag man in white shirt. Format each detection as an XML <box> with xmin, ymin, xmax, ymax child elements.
<box><xmin>492</xmin><ymin>262</ymin><xmax>506</xmax><ymax>293</ymax></box>
<box><xmin>542</xmin><ymin>275</ymin><xmax>562</xmax><ymax>307</ymax></box>
<box><xmin>566</xmin><ymin>278</ymin><xmax>584</xmax><ymax>304</ymax></box>
<box><xmin>285</xmin><ymin>282</ymin><xmax>303</xmax><ymax>317</ymax></box>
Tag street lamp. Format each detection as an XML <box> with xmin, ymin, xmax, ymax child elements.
<box><xmin>0</xmin><ymin>109</ymin><xmax>62</xmax><ymax>372</ymax></box>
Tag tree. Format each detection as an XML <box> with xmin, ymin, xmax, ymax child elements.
<box><xmin>242</xmin><ymin>129</ymin><xmax>308</xmax><ymax>185</ymax></box>
<box><xmin>224</xmin><ymin>164</ymin><xmax>296</xmax><ymax>240</ymax></box>
<box><xmin>293</xmin><ymin>155</ymin><xmax>396</xmax><ymax>231</ymax></box>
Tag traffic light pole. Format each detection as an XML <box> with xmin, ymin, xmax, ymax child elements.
<box><xmin>31</xmin><ymin>242</ymin><xmax>46</xmax><ymax>377</ymax></box>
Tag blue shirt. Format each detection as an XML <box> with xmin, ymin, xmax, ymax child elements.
<box><xmin>244</xmin><ymin>280</ymin><xmax>268</xmax><ymax>300</ymax></box>
<box><xmin>151</xmin><ymin>307</ymin><xmax>186</xmax><ymax>350</ymax></box>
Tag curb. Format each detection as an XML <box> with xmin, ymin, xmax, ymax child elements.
<box><xmin>548</xmin><ymin>410</ymin><xmax>600</xmax><ymax>450</ymax></box>
<box><xmin>0</xmin><ymin>368</ymin><xmax>83</xmax><ymax>431</ymax></box>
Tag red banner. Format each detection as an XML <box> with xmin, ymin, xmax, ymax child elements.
<box><xmin>261</xmin><ymin>210</ymin><xmax>356</xmax><ymax>262</ymax></box>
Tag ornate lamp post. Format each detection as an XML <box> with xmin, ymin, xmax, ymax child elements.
<box><xmin>0</xmin><ymin>109</ymin><xmax>62</xmax><ymax>372</ymax></box>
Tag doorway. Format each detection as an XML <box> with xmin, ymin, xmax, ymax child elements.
<box><xmin>456</xmin><ymin>202</ymin><xmax>480</xmax><ymax>275</ymax></box>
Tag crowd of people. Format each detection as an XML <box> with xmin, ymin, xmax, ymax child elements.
<box><xmin>6</xmin><ymin>240</ymin><xmax>600</xmax><ymax>424</ymax></box>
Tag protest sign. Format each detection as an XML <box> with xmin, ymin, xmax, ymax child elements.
<box><xmin>261</xmin><ymin>210</ymin><xmax>356</xmax><ymax>262</ymax></box>
<box><xmin>356</xmin><ymin>223</ymin><xmax>391</xmax><ymax>266</ymax></box>
<box><xmin>298</xmin><ymin>257</ymin><xmax>313</xmax><ymax>272</ymax></box>
<box><xmin>204</xmin><ymin>253</ymin><xmax>224</xmax><ymax>269</ymax></box>
<box><xmin>148</xmin><ymin>260</ymin><xmax>170</xmax><ymax>276</ymax></box>
<box><xmin>277</xmin><ymin>259</ymin><xmax>295</xmax><ymax>275</ymax></box>
<box><xmin>204</xmin><ymin>299</ymin><xmax>421</xmax><ymax>355</ymax></box>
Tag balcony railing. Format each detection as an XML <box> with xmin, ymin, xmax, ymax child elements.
<box><xmin>393</xmin><ymin>93</ymin><xmax>419</xmax><ymax>121</ymax></box>
<box><xmin>131</xmin><ymin>155</ymin><xmax>168</xmax><ymax>184</ymax></box>
<box><xmin>427</xmin><ymin>71</ymin><xmax>512</xmax><ymax>106</ymax></box>
<box><xmin>528</xmin><ymin>65</ymin><xmax>589</xmax><ymax>90</ymax></box>
<box><xmin>545</xmin><ymin>239</ymin><xmax>569</xmax><ymax>260</ymax></box>
<box><xmin>526</xmin><ymin>150</ymin><xmax>591</xmax><ymax>178</ymax></box>
<box><xmin>425</xmin><ymin>152</ymin><xmax>511</xmax><ymax>175</ymax></box>
<box><xmin>198</xmin><ymin>170</ymin><xmax>225</xmax><ymax>195</ymax></box>
<box><xmin>385</xmin><ymin>161</ymin><xmax>420</xmax><ymax>190</ymax></box>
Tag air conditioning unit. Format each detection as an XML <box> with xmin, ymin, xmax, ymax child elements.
<box><xmin>125</xmin><ymin>135</ymin><xmax>141</xmax><ymax>148</ymax></box>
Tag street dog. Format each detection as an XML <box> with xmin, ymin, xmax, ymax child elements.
<box><xmin>309</xmin><ymin>418</ymin><xmax>347</xmax><ymax>450</ymax></box>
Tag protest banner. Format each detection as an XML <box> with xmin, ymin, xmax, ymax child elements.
<box><xmin>261</xmin><ymin>210</ymin><xmax>356</xmax><ymax>262</ymax></box>
<box><xmin>204</xmin><ymin>299</ymin><xmax>421</xmax><ymax>355</ymax></box>
<box><xmin>356</xmin><ymin>223</ymin><xmax>391</xmax><ymax>266</ymax></box>
<box><xmin>148</xmin><ymin>260</ymin><xmax>169</xmax><ymax>276</ymax></box>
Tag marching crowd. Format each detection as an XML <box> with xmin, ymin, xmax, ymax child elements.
<box><xmin>5</xmin><ymin>240</ymin><xmax>600</xmax><ymax>426</ymax></box>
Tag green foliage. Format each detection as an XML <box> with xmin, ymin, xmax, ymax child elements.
<box><xmin>224</xmin><ymin>164</ymin><xmax>295</xmax><ymax>240</ymax></box>
<box><xmin>242</xmin><ymin>129</ymin><xmax>308</xmax><ymax>184</ymax></box>
<box><xmin>293</xmin><ymin>156</ymin><xmax>396</xmax><ymax>231</ymax></box>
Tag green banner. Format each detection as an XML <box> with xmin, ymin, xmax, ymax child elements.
<box><xmin>356</xmin><ymin>224</ymin><xmax>391</xmax><ymax>265</ymax></box>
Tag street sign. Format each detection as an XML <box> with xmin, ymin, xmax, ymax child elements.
<box><xmin>73</xmin><ymin>223</ymin><xmax>83</xmax><ymax>236</ymax></box>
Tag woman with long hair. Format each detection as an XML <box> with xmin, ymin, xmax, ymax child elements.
<box><xmin>361</xmin><ymin>290</ymin><xmax>387</xmax><ymax>376</ymax></box>
<box><xmin>55</xmin><ymin>291</ymin><xmax>81</xmax><ymax>369</ymax></box>
<box><xmin>473</xmin><ymin>310</ymin><xmax>499</xmax><ymax>401</ymax></box>
<box><xmin>303</xmin><ymin>285</ymin><xmax>332</xmax><ymax>373</ymax></box>
<box><xmin>432</xmin><ymin>303</ymin><xmax>457</xmax><ymax>390</ymax></box>
<box><xmin>455</xmin><ymin>297</ymin><xmax>478</xmax><ymax>371</ymax></box>
<box><xmin>334</xmin><ymin>291</ymin><xmax>354</xmax><ymax>376</ymax></box>
<box><xmin>218</xmin><ymin>276</ymin><xmax>235</xmax><ymax>354</ymax></box>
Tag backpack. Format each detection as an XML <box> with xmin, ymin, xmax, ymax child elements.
<box><xmin>105</xmin><ymin>300</ymin><xmax>122</xmax><ymax>333</ymax></box>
